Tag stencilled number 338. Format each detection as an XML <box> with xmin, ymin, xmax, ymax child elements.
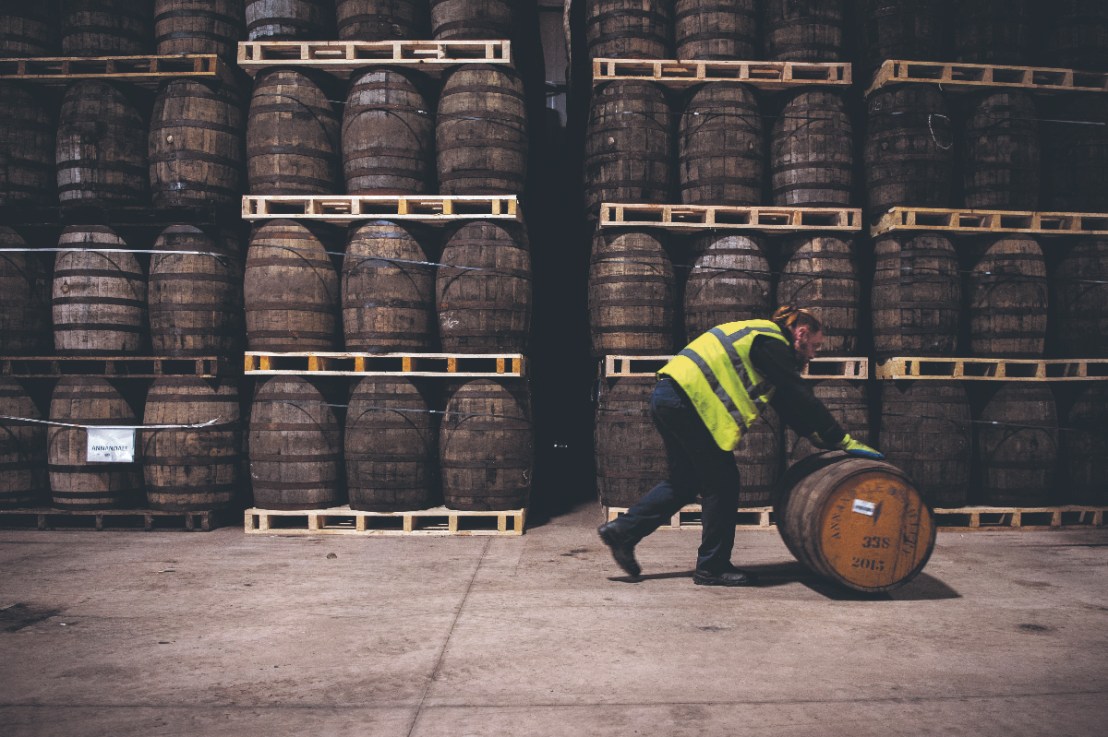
<box><xmin>861</xmin><ymin>536</ymin><xmax>890</xmax><ymax>549</ymax></box>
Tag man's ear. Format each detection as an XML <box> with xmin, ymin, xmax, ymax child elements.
<box><xmin>793</xmin><ymin>325</ymin><xmax>808</xmax><ymax>342</ymax></box>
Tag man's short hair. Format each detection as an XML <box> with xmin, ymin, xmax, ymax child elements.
<box><xmin>772</xmin><ymin>305</ymin><xmax>823</xmax><ymax>333</ymax></box>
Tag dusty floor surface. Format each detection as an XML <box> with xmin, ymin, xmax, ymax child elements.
<box><xmin>1</xmin><ymin>501</ymin><xmax>1106</xmax><ymax>737</ymax></box>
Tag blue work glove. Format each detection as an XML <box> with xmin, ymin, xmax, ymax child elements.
<box><xmin>837</xmin><ymin>434</ymin><xmax>885</xmax><ymax>460</ymax></box>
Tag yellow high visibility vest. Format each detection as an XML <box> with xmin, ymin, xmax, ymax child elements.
<box><xmin>658</xmin><ymin>319</ymin><xmax>790</xmax><ymax>451</ymax></box>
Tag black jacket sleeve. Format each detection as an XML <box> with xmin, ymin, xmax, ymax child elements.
<box><xmin>748</xmin><ymin>334</ymin><xmax>846</xmax><ymax>447</ymax></box>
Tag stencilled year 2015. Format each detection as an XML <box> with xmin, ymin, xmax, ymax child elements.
<box><xmin>851</xmin><ymin>557</ymin><xmax>886</xmax><ymax>571</ymax></box>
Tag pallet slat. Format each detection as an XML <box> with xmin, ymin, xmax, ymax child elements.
<box><xmin>593</xmin><ymin>58</ymin><xmax>851</xmax><ymax>90</ymax></box>
<box><xmin>242</xmin><ymin>195</ymin><xmax>521</xmax><ymax>224</ymax></box>
<box><xmin>244</xmin><ymin>505</ymin><xmax>526</xmax><ymax>536</ymax></box>
<box><xmin>867</xmin><ymin>59</ymin><xmax>1108</xmax><ymax>96</ymax></box>
<box><xmin>0</xmin><ymin>356</ymin><xmax>229</xmax><ymax>379</ymax></box>
<box><xmin>244</xmin><ymin>352</ymin><xmax>526</xmax><ymax>378</ymax></box>
<box><xmin>871</xmin><ymin>207</ymin><xmax>1108</xmax><ymax>237</ymax></box>
<box><xmin>600</xmin><ymin>203</ymin><xmax>863</xmax><ymax>232</ymax></box>
<box><xmin>237</xmin><ymin>40</ymin><xmax>512</xmax><ymax>76</ymax></box>
<box><xmin>876</xmin><ymin>357</ymin><xmax>1108</xmax><ymax>381</ymax></box>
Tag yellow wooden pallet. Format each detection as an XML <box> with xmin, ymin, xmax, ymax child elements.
<box><xmin>245</xmin><ymin>505</ymin><xmax>526</xmax><ymax>536</ymax></box>
<box><xmin>876</xmin><ymin>357</ymin><xmax>1108</xmax><ymax>381</ymax></box>
<box><xmin>0</xmin><ymin>355</ymin><xmax>228</xmax><ymax>379</ymax></box>
<box><xmin>242</xmin><ymin>195</ymin><xmax>521</xmax><ymax>224</ymax></box>
<box><xmin>244</xmin><ymin>352</ymin><xmax>526</xmax><ymax>378</ymax></box>
<box><xmin>593</xmin><ymin>58</ymin><xmax>851</xmax><ymax>89</ymax></box>
<box><xmin>605</xmin><ymin>505</ymin><xmax>776</xmax><ymax>530</ymax></box>
<box><xmin>237</xmin><ymin>39</ymin><xmax>512</xmax><ymax>76</ymax></box>
<box><xmin>934</xmin><ymin>506</ymin><xmax>1106</xmax><ymax>530</ymax></box>
<box><xmin>871</xmin><ymin>207</ymin><xmax>1108</xmax><ymax>237</ymax></box>
<box><xmin>600</xmin><ymin>203</ymin><xmax>863</xmax><ymax>231</ymax></box>
<box><xmin>867</xmin><ymin>59</ymin><xmax>1108</xmax><ymax>96</ymax></box>
<box><xmin>601</xmin><ymin>355</ymin><xmax>868</xmax><ymax>380</ymax></box>
<box><xmin>0</xmin><ymin>54</ymin><xmax>234</xmax><ymax>87</ymax></box>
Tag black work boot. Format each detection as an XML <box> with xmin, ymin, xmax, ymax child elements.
<box><xmin>692</xmin><ymin>566</ymin><xmax>758</xmax><ymax>587</ymax></box>
<box><xmin>597</xmin><ymin>520</ymin><xmax>641</xmax><ymax>577</ymax></box>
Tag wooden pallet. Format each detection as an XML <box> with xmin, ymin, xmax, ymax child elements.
<box><xmin>593</xmin><ymin>58</ymin><xmax>851</xmax><ymax>90</ymax></box>
<box><xmin>934</xmin><ymin>506</ymin><xmax>1106</xmax><ymax>530</ymax></box>
<box><xmin>244</xmin><ymin>352</ymin><xmax>526</xmax><ymax>378</ymax></box>
<box><xmin>242</xmin><ymin>195</ymin><xmax>521</xmax><ymax>224</ymax></box>
<box><xmin>0</xmin><ymin>54</ymin><xmax>234</xmax><ymax>87</ymax></box>
<box><xmin>245</xmin><ymin>505</ymin><xmax>526</xmax><ymax>536</ymax></box>
<box><xmin>237</xmin><ymin>39</ymin><xmax>511</xmax><ymax>76</ymax></box>
<box><xmin>600</xmin><ymin>203</ymin><xmax>863</xmax><ymax>231</ymax></box>
<box><xmin>0</xmin><ymin>356</ymin><xmax>229</xmax><ymax>379</ymax></box>
<box><xmin>871</xmin><ymin>207</ymin><xmax>1108</xmax><ymax>237</ymax></box>
<box><xmin>876</xmin><ymin>357</ymin><xmax>1108</xmax><ymax>381</ymax></box>
<box><xmin>867</xmin><ymin>59</ymin><xmax>1108</xmax><ymax>96</ymax></box>
<box><xmin>605</xmin><ymin>505</ymin><xmax>776</xmax><ymax>530</ymax></box>
<box><xmin>0</xmin><ymin>507</ymin><xmax>233</xmax><ymax>531</ymax></box>
<box><xmin>602</xmin><ymin>355</ymin><xmax>868</xmax><ymax>380</ymax></box>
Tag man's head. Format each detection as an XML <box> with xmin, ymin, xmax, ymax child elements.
<box><xmin>771</xmin><ymin>306</ymin><xmax>825</xmax><ymax>366</ymax></box>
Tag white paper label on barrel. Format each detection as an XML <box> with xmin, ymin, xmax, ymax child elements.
<box><xmin>87</xmin><ymin>428</ymin><xmax>136</xmax><ymax>463</ymax></box>
<box><xmin>852</xmin><ymin>499</ymin><xmax>876</xmax><ymax>517</ymax></box>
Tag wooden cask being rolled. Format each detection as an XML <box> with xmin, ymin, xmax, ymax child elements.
<box><xmin>864</xmin><ymin>86</ymin><xmax>952</xmax><ymax>217</ymax></box>
<box><xmin>683</xmin><ymin>233</ymin><xmax>772</xmax><ymax>341</ymax></box>
<box><xmin>440</xmin><ymin>379</ymin><xmax>532</xmax><ymax>511</ymax></box>
<box><xmin>343</xmin><ymin>221</ymin><xmax>434</xmax><ymax>352</ymax></box>
<box><xmin>245</xmin><ymin>0</ymin><xmax>334</xmax><ymax>39</ymax></box>
<box><xmin>763</xmin><ymin>0</ymin><xmax>844</xmax><ymax>62</ymax></box>
<box><xmin>56</xmin><ymin>81</ymin><xmax>148</xmax><ymax>207</ymax></box>
<box><xmin>61</xmin><ymin>0</ymin><xmax>152</xmax><ymax>55</ymax></box>
<box><xmin>0</xmin><ymin>83</ymin><xmax>55</xmax><ymax>206</ymax></box>
<box><xmin>855</xmin><ymin>0</ymin><xmax>946</xmax><ymax>79</ymax></box>
<box><xmin>1044</xmin><ymin>0</ymin><xmax>1108</xmax><ymax>72</ymax></box>
<box><xmin>345</xmin><ymin>377</ymin><xmax>437</xmax><ymax>512</ymax></box>
<box><xmin>679</xmin><ymin>83</ymin><xmax>762</xmax><ymax>206</ymax></box>
<box><xmin>967</xmin><ymin>237</ymin><xmax>1047</xmax><ymax>358</ymax></box>
<box><xmin>777</xmin><ymin>237</ymin><xmax>860</xmax><ymax>354</ymax></box>
<box><xmin>879</xmin><ymin>382</ymin><xmax>971</xmax><ymax>508</ymax></box>
<box><xmin>871</xmin><ymin>234</ymin><xmax>960</xmax><ymax>357</ymax></box>
<box><xmin>52</xmin><ymin>226</ymin><xmax>147</xmax><ymax>355</ymax></box>
<box><xmin>148</xmin><ymin>225</ymin><xmax>243</xmax><ymax>357</ymax></box>
<box><xmin>595</xmin><ymin>377</ymin><xmax>666</xmax><ymax>508</ymax></box>
<box><xmin>1041</xmin><ymin>96</ymin><xmax>1108</xmax><ymax>213</ymax></box>
<box><xmin>342</xmin><ymin>68</ymin><xmax>433</xmax><ymax>195</ymax></box>
<box><xmin>963</xmin><ymin>92</ymin><xmax>1039</xmax><ymax>210</ymax></box>
<box><xmin>785</xmin><ymin>381</ymin><xmax>870</xmax><ymax>464</ymax></box>
<box><xmin>436</xmin><ymin>221</ymin><xmax>531</xmax><ymax>352</ymax></box>
<box><xmin>0</xmin><ymin>8</ymin><xmax>56</xmax><ymax>57</ymax></box>
<box><xmin>0</xmin><ymin>227</ymin><xmax>51</xmax><ymax>356</ymax></box>
<box><xmin>977</xmin><ymin>383</ymin><xmax>1059</xmax><ymax>507</ymax></box>
<box><xmin>142</xmin><ymin>378</ymin><xmax>240</xmax><ymax>511</ymax></box>
<box><xmin>244</xmin><ymin>220</ymin><xmax>339</xmax><ymax>351</ymax></box>
<box><xmin>953</xmin><ymin>0</ymin><xmax>1033</xmax><ymax>66</ymax></box>
<box><xmin>150</xmin><ymin>79</ymin><xmax>245</xmax><ymax>209</ymax></box>
<box><xmin>247</xmin><ymin>70</ymin><xmax>340</xmax><ymax>195</ymax></box>
<box><xmin>429</xmin><ymin>0</ymin><xmax>513</xmax><ymax>40</ymax></box>
<box><xmin>674</xmin><ymin>0</ymin><xmax>757</xmax><ymax>60</ymax></box>
<box><xmin>154</xmin><ymin>0</ymin><xmax>245</xmax><ymax>58</ymax></box>
<box><xmin>585</xmin><ymin>80</ymin><xmax>672</xmax><ymax>213</ymax></box>
<box><xmin>1051</xmin><ymin>238</ymin><xmax>1108</xmax><ymax>358</ymax></box>
<box><xmin>248</xmin><ymin>376</ymin><xmax>342</xmax><ymax>509</ymax></box>
<box><xmin>774</xmin><ymin>452</ymin><xmax>936</xmax><ymax>593</ymax></box>
<box><xmin>1063</xmin><ymin>385</ymin><xmax>1108</xmax><ymax>504</ymax></box>
<box><xmin>588</xmin><ymin>229</ymin><xmax>674</xmax><ymax>357</ymax></box>
<box><xmin>48</xmin><ymin>377</ymin><xmax>142</xmax><ymax>510</ymax></box>
<box><xmin>771</xmin><ymin>90</ymin><xmax>853</xmax><ymax>207</ymax></box>
<box><xmin>337</xmin><ymin>0</ymin><xmax>429</xmax><ymax>40</ymax></box>
<box><xmin>585</xmin><ymin>0</ymin><xmax>672</xmax><ymax>59</ymax></box>
<box><xmin>436</xmin><ymin>65</ymin><xmax>527</xmax><ymax>195</ymax></box>
<box><xmin>0</xmin><ymin>379</ymin><xmax>47</xmax><ymax>509</ymax></box>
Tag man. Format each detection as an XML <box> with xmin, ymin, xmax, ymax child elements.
<box><xmin>597</xmin><ymin>306</ymin><xmax>883</xmax><ymax>586</ymax></box>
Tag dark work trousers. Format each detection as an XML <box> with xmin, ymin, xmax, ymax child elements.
<box><xmin>617</xmin><ymin>377</ymin><xmax>741</xmax><ymax>572</ymax></box>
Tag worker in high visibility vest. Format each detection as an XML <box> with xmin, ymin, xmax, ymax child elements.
<box><xmin>598</xmin><ymin>306</ymin><xmax>883</xmax><ymax>586</ymax></box>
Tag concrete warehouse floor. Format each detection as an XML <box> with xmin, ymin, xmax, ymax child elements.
<box><xmin>1</xmin><ymin>501</ymin><xmax>1106</xmax><ymax>737</ymax></box>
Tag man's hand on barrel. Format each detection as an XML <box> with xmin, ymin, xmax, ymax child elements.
<box><xmin>837</xmin><ymin>434</ymin><xmax>885</xmax><ymax>460</ymax></box>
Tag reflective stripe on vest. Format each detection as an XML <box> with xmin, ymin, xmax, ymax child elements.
<box><xmin>658</xmin><ymin>320</ymin><xmax>790</xmax><ymax>451</ymax></box>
